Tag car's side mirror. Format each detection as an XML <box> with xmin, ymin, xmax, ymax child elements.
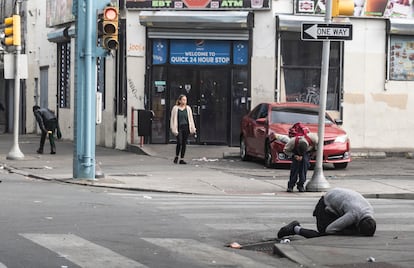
<box><xmin>256</xmin><ymin>118</ymin><xmax>267</xmax><ymax>125</ymax></box>
<box><xmin>335</xmin><ymin>119</ymin><xmax>343</xmax><ymax>125</ymax></box>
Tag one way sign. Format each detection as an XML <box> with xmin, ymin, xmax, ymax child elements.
<box><xmin>301</xmin><ymin>23</ymin><xmax>353</xmax><ymax>41</ymax></box>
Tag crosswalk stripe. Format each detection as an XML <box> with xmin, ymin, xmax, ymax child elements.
<box><xmin>20</xmin><ymin>234</ymin><xmax>147</xmax><ymax>268</ymax></box>
<box><xmin>142</xmin><ymin>238</ymin><xmax>274</xmax><ymax>268</ymax></box>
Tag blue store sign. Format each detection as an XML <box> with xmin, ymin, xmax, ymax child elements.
<box><xmin>170</xmin><ymin>40</ymin><xmax>231</xmax><ymax>65</ymax></box>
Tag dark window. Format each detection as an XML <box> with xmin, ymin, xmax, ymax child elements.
<box><xmin>57</xmin><ymin>42</ymin><xmax>71</xmax><ymax>108</ymax></box>
<box><xmin>280</xmin><ymin>32</ymin><xmax>342</xmax><ymax>110</ymax></box>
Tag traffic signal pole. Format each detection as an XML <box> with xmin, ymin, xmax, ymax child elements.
<box><xmin>6</xmin><ymin>0</ymin><xmax>24</xmax><ymax>160</ymax></box>
<box><xmin>306</xmin><ymin>0</ymin><xmax>332</xmax><ymax>191</ymax></box>
<box><xmin>72</xmin><ymin>0</ymin><xmax>112</xmax><ymax>179</ymax></box>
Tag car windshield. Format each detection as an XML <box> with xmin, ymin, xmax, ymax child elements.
<box><xmin>271</xmin><ymin>109</ymin><xmax>334</xmax><ymax>124</ymax></box>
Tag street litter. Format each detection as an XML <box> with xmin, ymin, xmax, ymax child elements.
<box><xmin>367</xmin><ymin>257</ymin><xmax>375</xmax><ymax>262</ymax></box>
<box><xmin>280</xmin><ymin>239</ymin><xmax>290</xmax><ymax>244</ymax></box>
<box><xmin>192</xmin><ymin>157</ymin><xmax>219</xmax><ymax>162</ymax></box>
<box><xmin>143</xmin><ymin>195</ymin><xmax>152</xmax><ymax>199</ymax></box>
<box><xmin>229</xmin><ymin>242</ymin><xmax>242</xmax><ymax>249</ymax></box>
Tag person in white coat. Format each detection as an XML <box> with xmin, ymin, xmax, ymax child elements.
<box><xmin>170</xmin><ymin>95</ymin><xmax>196</xmax><ymax>164</ymax></box>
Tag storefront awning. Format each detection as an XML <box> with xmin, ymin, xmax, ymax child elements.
<box><xmin>139</xmin><ymin>11</ymin><xmax>253</xmax><ymax>40</ymax></box>
<box><xmin>139</xmin><ymin>11</ymin><xmax>253</xmax><ymax>29</ymax></box>
<box><xmin>387</xmin><ymin>18</ymin><xmax>414</xmax><ymax>35</ymax></box>
<box><xmin>276</xmin><ymin>14</ymin><xmax>325</xmax><ymax>32</ymax></box>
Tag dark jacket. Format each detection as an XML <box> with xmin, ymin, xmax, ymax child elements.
<box><xmin>34</xmin><ymin>108</ymin><xmax>57</xmax><ymax>132</ymax></box>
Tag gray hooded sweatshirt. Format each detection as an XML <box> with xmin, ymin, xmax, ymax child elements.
<box><xmin>323</xmin><ymin>187</ymin><xmax>375</xmax><ymax>234</ymax></box>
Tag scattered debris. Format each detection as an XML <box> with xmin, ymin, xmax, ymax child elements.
<box><xmin>367</xmin><ymin>256</ymin><xmax>376</xmax><ymax>262</ymax></box>
<box><xmin>280</xmin><ymin>239</ymin><xmax>290</xmax><ymax>244</ymax></box>
<box><xmin>229</xmin><ymin>242</ymin><xmax>242</xmax><ymax>249</ymax></box>
<box><xmin>192</xmin><ymin>157</ymin><xmax>219</xmax><ymax>162</ymax></box>
<box><xmin>143</xmin><ymin>195</ymin><xmax>152</xmax><ymax>199</ymax></box>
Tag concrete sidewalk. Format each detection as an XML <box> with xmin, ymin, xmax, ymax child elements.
<box><xmin>1</xmin><ymin>134</ymin><xmax>414</xmax><ymax>268</ymax></box>
<box><xmin>1</xmin><ymin>134</ymin><xmax>414</xmax><ymax>198</ymax></box>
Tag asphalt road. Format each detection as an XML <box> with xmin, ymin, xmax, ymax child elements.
<box><xmin>1</xmin><ymin>165</ymin><xmax>414</xmax><ymax>267</ymax></box>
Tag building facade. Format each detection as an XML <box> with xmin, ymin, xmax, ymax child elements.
<box><xmin>1</xmin><ymin>0</ymin><xmax>414</xmax><ymax>150</ymax></box>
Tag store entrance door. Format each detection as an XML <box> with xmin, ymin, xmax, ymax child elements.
<box><xmin>169</xmin><ymin>68</ymin><xmax>228</xmax><ymax>144</ymax></box>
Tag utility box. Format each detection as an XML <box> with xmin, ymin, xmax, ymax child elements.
<box><xmin>138</xmin><ymin>110</ymin><xmax>153</xmax><ymax>137</ymax></box>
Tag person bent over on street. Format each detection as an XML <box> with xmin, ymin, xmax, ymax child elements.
<box><xmin>33</xmin><ymin>105</ymin><xmax>62</xmax><ymax>154</ymax></box>
<box><xmin>283</xmin><ymin>133</ymin><xmax>318</xmax><ymax>192</ymax></box>
<box><xmin>278</xmin><ymin>188</ymin><xmax>376</xmax><ymax>239</ymax></box>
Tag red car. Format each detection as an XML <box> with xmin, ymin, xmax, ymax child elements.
<box><xmin>240</xmin><ymin>102</ymin><xmax>351</xmax><ymax>169</ymax></box>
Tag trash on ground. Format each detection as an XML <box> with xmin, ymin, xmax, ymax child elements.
<box><xmin>367</xmin><ymin>256</ymin><xmax>375</xmax><ymax>262</ymax></box>
<box><xmin>192</xmin><ymin>157</ymin><xmax>219</xmax><ymax>162</ymax></box>
<box><xmin>229</xmin><ymin>242</ymin><xmax>242</xmax><ymax>249</ymax></box>
<box><xmin>280</xmin><ymin>239</ymin><xmax>290</xmax><ymax>244</ymax></box>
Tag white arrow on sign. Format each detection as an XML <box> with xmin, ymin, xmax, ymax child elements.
<box><xmin>304</xmin><ymin>24</ymin><xmax>318</xmax><ymax>39</ymax></box>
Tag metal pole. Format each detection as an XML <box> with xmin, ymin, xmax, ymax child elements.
<box><xmin>73</xmin><ymin>0</ymin><xmax>96</xmax><ymax>179</ymax></box>
<box><xmin>7</xmin><ymin>0</ymin><xmax>24</xmax><ymax>160</ymax></box>
<box><xmin>306</xmin><ymin>0</ymin><xmax>332</xmax><ymax>191</ymax></box>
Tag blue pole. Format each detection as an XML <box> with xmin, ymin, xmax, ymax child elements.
<box><xmin>73</xmin><ymin>0</ymin><xmax>112</xmax><ymax>179</ymax></box>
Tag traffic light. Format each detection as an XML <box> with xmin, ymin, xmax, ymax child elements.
<box><xmin>332</xmin><ymin>0</ymin><xmax>354</xmax><ymax>17</ymax></box>
<box><xmin>98</xmin><ymin>7</ymin><xmax>119</xmax><ymax>50</ymax></box>
<box><xmin>3</xmin><ymin>15</ymin><xmax>21</xmax><ymax>46</ymax></box>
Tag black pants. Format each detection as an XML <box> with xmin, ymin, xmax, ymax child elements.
<box><xmin>39</xmin><ymin>119</ymin><xmax>57</xmax><ymax>153</ymax></box>
<box><xmin>299</xmin><ymin>196</ymin><xmax>360</xmax><ymax>238</ymax></box>
<box><xmin>299</xmin><ymin>196</ymin><xmax>338</xmax><ymax>238</ymax></box>
<box><xmin>176</xmin><ymin>124</ymin><xmax>190</xmax><ymax>158</ymax></box>
<box><xmin>288</xmin><ymin>153</ymin><xmax>310</xmax><ymax>189</ymax></box>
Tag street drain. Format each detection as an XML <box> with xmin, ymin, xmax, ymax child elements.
<box><xmin>110</xmin><ymin>173</ymin><xmax>148</xmax><ymax>177</ymax></box>
<box><xmin>236</xmin><ymin>240</ymin><xmax>279</xmax><ymax>255</ymax></box>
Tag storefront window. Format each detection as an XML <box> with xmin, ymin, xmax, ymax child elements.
<box><xmin>389</xmin><ymin>35</ymin><xmax>414</xmax><ymax>81</ymax></box>
<box><xmin>280</xmin><ymin>32</ymin><xmax>342</xmax><ymax>110</ymax></box>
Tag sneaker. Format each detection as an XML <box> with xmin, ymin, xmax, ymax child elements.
<box><xmin>36</xmin><ymin>149</ymin><xmax>43</xmax><ymax>154</ymax></box>
<box><xmin>286</xmin><ymin>187</ymin><xmax>293</xmax><ymax>192</ymax></box>
<box><xmin>277</xmin><ymin>221</ymin><xmax>300</xmax><ymax>238</ymax></box>
<box><xmin>179</xmin><ymin>160</ymin><xmax>187</xmax><ymax>164</ymax></box>
<box><xmin>50</xmin><ymin>151</ymin><xmax>56</xmax><ymax>155</ymax></box>
<box><xmin>297</xmin><ymin>185</ymin><xmax>305</xmax><ymax>192</ymax></box>
<box><xmin>173</xmin><ymin>156</ymin><xmax>178</xmax><ymax>164</ymax></box>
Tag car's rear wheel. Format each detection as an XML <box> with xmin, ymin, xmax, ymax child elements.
<box><xmin>240</xmin><ymin>137</ymin><xmax>250</xmax><ymax>161</ymax></box>
<box><xmin>264</xmin><ymin>142</ymin><xmax>274</xmax><ymax>168</ymax></box>
<box><xmin>333</xmin><ymin>162</ymin><xmax>348</xmax><ymax>169</ymax></box>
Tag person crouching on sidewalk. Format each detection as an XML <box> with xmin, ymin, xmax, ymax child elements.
<box><xmin>170</xmin><ymin>95</ymin><xmax>196</xmax><ymax>164</ymax></box>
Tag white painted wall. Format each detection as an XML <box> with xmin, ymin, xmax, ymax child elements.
<box><xmin>124</xmin><ymin>11</ymin><xmax>147</xmax><ymax>147</ymax></box>
<box><xmin>25</xmin><ymin>0</ymin><xmax>57</xmax><ymax>133</ymax></box>
<box><xmin>251</xmin><ymin>11</ymin><xmax>277</xmax><ymax>108</ymax></box>
<box><xmin>343</xmin><ymin>18</ymin><xmax>414</xmax><ymax>149</ymax></box>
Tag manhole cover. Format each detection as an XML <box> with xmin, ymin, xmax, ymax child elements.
<box><xmin>239</xmin><ymin>240</ymin><xmax>279</xmax><ymax>254</ymax></box>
